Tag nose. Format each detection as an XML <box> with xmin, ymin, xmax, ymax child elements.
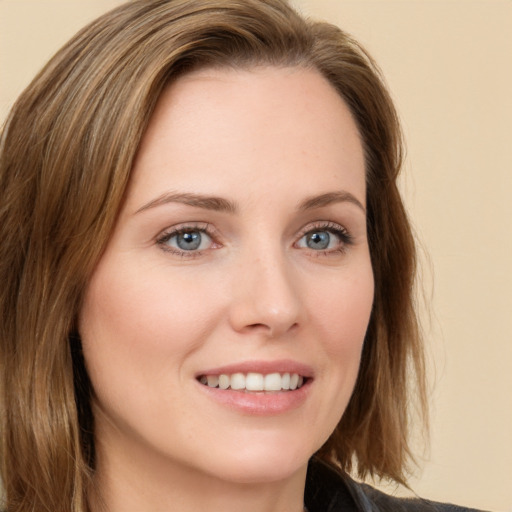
<box><xmin>228</xmin><ymin>249</ymin><xmax>303</xmax><ymax>338</ymax></box>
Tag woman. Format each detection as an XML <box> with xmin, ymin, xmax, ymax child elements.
<box><xmin>0</xmin><ymin>1</ymin><xmax>486</xmax><ymax>511</ymax></box>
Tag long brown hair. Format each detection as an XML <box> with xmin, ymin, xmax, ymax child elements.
<box><xmin>0</xmin><ymin>1</ymin><xmax>426</xmax><ymax>510</ymax></box>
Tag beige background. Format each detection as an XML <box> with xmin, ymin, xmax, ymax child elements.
<box><xmin>1</xmin><ymin>1</ymin><xmax>511</xmax><ymax>511</ymax></box>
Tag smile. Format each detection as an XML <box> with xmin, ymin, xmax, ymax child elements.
<box><xmin>198</xmin><ymin>372</ymin><xmax>306</xmax><ymax>392</ymax></box>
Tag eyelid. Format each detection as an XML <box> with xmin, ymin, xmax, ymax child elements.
<box><xmin>296</xmin><ymin>220</ymin><xmax>351</xmax><ymax>238</ymax></box>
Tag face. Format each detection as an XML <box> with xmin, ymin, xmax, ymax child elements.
<box><xmin>79</xmin><ymin>66</ymin><xmax>374</xmax><ymax>486</ymax></box>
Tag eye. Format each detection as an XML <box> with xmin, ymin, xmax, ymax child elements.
<box><xmin>296</xmin><ymin>222</ymin><xmax>352</xmax><ymax>253</ymax></box>
<box><xmin>303</xmin><ymin>231</ymin><xmax>333</xmax><ymax>250</ymax></box>
<box><xmin>157</xmin><ymin>224</ymin><xmax>215</xmax><ymax>255</ymax></box>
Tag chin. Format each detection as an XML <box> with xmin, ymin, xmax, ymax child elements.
<box><xmin>193</xmin><ymin>432</ymin><xmax>319</xmax><ymax>485</ymax></box>
<box><xmin>208</xmin><ymin>456</ymin><xmax>306</xmax><ymax>485</ymax></box>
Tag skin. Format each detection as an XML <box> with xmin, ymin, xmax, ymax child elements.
<box><xmin>79</xmin><ymin>66</ymin><xmax>374</xmax><ymax>512</ymax></box>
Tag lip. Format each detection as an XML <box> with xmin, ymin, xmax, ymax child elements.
<box><xmin>195</xmin><ymin>359</ymin><xmax>314</xmax><ymax>415</ymax></box>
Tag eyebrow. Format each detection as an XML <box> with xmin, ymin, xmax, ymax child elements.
<box><xmin>298</xmin><ymin>191</ymin><xmax>365</xmax><ymax>213</ymax></box>
<box><xmin>135</xmin><ymin>192</ymin><xmax>238</xmax><ymax>214</ymax></box>
<box><xmin>135</xmin><ymin>190</ymin><xmax>365</xmax><ymax>215</ymax></box>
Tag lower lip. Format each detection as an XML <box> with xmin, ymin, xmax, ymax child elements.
<box><xmin>197</xmin><ymin>380</ymin><xmax>312</xmax><ymax>415</ymax></box>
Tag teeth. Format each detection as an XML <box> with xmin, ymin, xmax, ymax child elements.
<box><xmin>218</xmin><ymin>374</ymin><xmax>230</xmax><ymax>390</ymax></box>
<box><xmin>290</xmin><ymin>373</ymin><xmax>299</xmax><ymax>390</ymax></box>
<box><xmin>207</xmin><ymin>375</ymin><xmax>219</xmax><ymax>388</ymax></box>
<box><xmin>264</xmin><ymin>373</ymin><xmax>282</xmax><ymax>391</ymax></box>
<box><xmin>246</xmin><ymin>372</ymin><xmax>264</xmax><ymax>391</ymax></box>
<box><xmin>199</xmin><ymin>372</ymin><xmax>306</xmax><ymax>391</ymax></box>
<box><xmin>230</xmin><ymin>373</ymin><xmax>245</xmax><ymax>390</ymax></box>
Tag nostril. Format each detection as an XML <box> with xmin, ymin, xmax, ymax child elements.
<box><xmin>247</xmin><ymin>323</ymin><xmax>269</xmax><ymax>330</ymax></box>
<box><xmin>244</xmin><ymin>321</ymin><xmax>299</xmax><ymax>338</ymax></box>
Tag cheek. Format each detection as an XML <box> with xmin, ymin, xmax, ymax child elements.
<box><xmin>313</xmin><ymin>265</ymin><xmax>374</xmax><ymax>355</ymax></box>
<box><xmin>77</xmin><ymin>260</ymin><xmax>222</xmax><ymax>399</ymax></box>
<box><xmin>308</xmin><ymin>262</ymin><xmax>374</xmax><ymax>409</ymax></box>
<box><xmin>81</xmin><ymin>262</ymin><xmax>212</xmax><ymax>344</ymax></box>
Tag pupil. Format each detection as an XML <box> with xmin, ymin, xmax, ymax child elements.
<box><xmin>177</xmin><ymin>231</ymin><xmax>201</xmax><ymax>250</ymax></box>
<box><xmin>307</xmin><ymin>231</ymin><xmax>330</xmax><ymax>250</ymax></box>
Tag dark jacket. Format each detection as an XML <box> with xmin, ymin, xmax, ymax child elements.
<box><xmin>305</xmin><ymin>458</ymin><xmax>489</xmax><ymax>512</ymax></box>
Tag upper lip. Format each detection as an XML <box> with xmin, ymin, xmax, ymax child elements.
<box><xmin>196</xmin><ymin>359</ymin><xmax>314</xmax><ymax>378</ymax></box>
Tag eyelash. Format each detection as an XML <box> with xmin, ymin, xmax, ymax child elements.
<box><xmin>155</xmin><ymin>221</ymin><xmax>353</xmax><ymax>258</ymax></box>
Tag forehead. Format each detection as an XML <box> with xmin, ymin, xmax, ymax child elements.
<box><xmin>126</xmin><ymin>65</ymin><xmax>366</xmax><ymax>211</ymax></box>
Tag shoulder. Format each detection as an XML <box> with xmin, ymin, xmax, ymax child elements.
<box><xmin>305</xmin><ymin>457</ymin><xmax>490</xmax><ymax>512</ymax></box>
<box><xmin>351</xmin><ymin>480</ymin><xmax>486</xmax><ymax>512</ymax></box>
